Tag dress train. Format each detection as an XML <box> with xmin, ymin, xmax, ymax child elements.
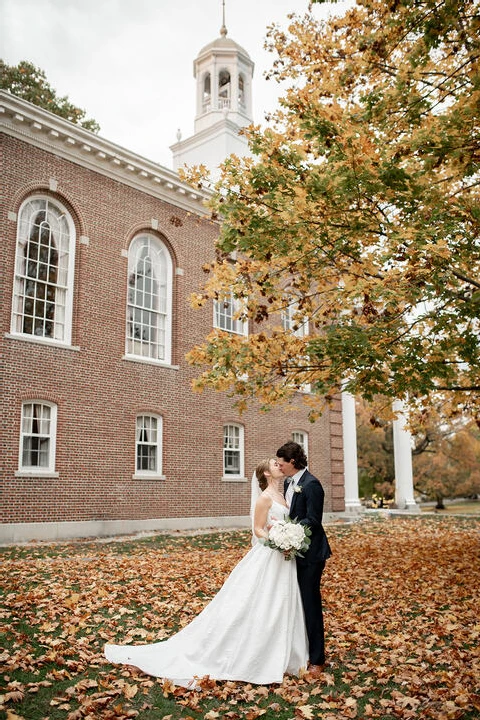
<box><xmin>104</xmin><ymin>502</ymin><xmax>308</xmax><ymax>687</ymax></box>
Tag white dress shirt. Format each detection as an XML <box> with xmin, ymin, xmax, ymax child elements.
<box><xmin>285</xmin><ymin>469</ymin><xmax>305</xmax><ymax>507</ymax></box>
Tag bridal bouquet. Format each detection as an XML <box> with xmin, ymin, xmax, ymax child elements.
<box><xmin>264</xmin><ymin>518</ymin><xmax>312</xmax><ymax>561</ymax></box>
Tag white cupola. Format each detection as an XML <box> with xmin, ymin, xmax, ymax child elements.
<box><xmin>171</xmin><ymin>6</ymin><xmax>254</xmax><ymax>176</ymax></box>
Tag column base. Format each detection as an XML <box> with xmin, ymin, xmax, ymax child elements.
<box><xmin>395</xmin><ymin>499</ymin><xmax>421</xmax><ymax>513</ymax></box>
<box><xmin>344</xmin><ymin>500</ymin><xmax>364</xmax><ymax>514</ymax></box>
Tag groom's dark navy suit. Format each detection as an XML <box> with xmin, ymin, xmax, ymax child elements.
<box><xmin>285</xmin><ymin>469</ymin><xmax>331</xmax><ymax>666</ymax></box>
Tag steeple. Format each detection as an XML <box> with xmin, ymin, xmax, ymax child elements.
<box><xmin>171</xmin><ymin>3</ymin><xmax>254</xmax><ymax>175</ymax></box>
<box><xmin>220</xmin><ymin>0</ymin><xmax>227</xmax><ymax>37</ymax></box>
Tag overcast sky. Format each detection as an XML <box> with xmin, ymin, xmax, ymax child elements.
<box><xmin>1</xmin><ymin>0</ymin><xmax>348</xmax><ymax>169</ymax></box>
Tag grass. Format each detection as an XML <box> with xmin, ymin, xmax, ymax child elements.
<box><xmin>420</xmin><ymin>500</ymin><xmax>480</xmax><ymax>514</ymax></box>
<box><xmin>1</xmin><ymin>515</ymin><xmax>479</xmax><ymax>720</ymax></box>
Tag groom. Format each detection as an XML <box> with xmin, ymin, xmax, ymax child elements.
<box><xmin>276</xmin><ymin>441</ymin><xmax>332</xmax><ymax>678</ymax></box>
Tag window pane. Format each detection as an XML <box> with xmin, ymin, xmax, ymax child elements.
<box><xmin>224</xmin><ymin>450</ymin><xmax>240</xmax><ymax>474</ymax></box>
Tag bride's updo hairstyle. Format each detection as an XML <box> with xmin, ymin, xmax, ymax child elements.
<box><xmin>255</xmin><ymin>459</ymin><xmax>272</xmax><ymax>491</ymax></box>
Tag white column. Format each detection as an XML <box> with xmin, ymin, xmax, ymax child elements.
<box><xmin>341</xmin><ymin>391</ymin><xmax>362</xmax><ymax>513</ymax></box>
<box><xmin>392</xmin><ymin>399</ymin><xmax>419</xmax><ymax>512</ymax></box>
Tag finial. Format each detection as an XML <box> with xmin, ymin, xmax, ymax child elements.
<box><xmin>220</xmin><ymin>0</ymin><xmax>227</xmax><ymax>36</ymax></box>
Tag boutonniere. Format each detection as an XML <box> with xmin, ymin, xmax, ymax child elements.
<box><xmin>294</xmin><ymin>485</ymin><xmax>303</xmax><ymax>494</ymax></box>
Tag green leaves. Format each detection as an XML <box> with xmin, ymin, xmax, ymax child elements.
<box><xmin>1</xmin><ymin>60</ymin><xmax>100</xmax><ymax>132</ymax></box>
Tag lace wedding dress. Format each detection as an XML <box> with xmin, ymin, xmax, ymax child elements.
<box><xmin>104</xmin><ymin>501</ymin><xmax>308</xmax><ymax>686</ymax></box>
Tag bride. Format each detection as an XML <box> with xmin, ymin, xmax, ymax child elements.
<box><xmin>104</xmin><ymin>458</ymin><xmax>308</xmax><ymax>687</ymax></box>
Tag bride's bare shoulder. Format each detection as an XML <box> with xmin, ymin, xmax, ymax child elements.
<box><xmin>256</xmin><ymin>491</ymin><xmax>272</xmax><ymax>507</ymax></box>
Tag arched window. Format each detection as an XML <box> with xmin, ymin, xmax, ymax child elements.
<box><xmin>19</xmin><ymin>401</ymin><xmax>57</xmax><ymax>473</ymax></box>
<box><xmin>135</xmin><ymin>414</ymin><xmax>163</xmax><ymax>477</ymax></box>
<box><xmin>126</xmin><ymin>234</ymin><xmax>172</xmax><ymax>363</ymax></box>
<box><xmin>12</xmin><ymin>197</ymin><xmax>76</xmax><ymax>343</ymax></box>
<box><xmin>223</xmin><ymin>423</ymin><xmax>244</xmax><ymax>479</ymax></box>
<box><xmin>218</xmin><ymin>69</ymin><xmax>231</xmax><ymax>109</ymax></box>
<box><xmin>203</xmin><ymin>72</ymin><xmax>211</xmax><ymax>113</ymax></box>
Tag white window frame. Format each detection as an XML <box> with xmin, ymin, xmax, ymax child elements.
<box><xmin>134</xmin><ymin>414</ymin><xmax>164</xmax><ymax>479</ymax></box>
<box><xmin>282</xmin><ymin>301</ymin><xmax>309</xmax><ymax>338</ymax></box>
<box><xmin>11</xmin><ymin>196</ymin><xmax>76</xmax><ymax>345</ymax></box>
<box><xmin>222</xmin><ymin>423</ymin><xmax>245</xmax><ymax>480</ymax></box>
<box><xmin>126</xmin><ymin>234</ymin><xmax>173</xmax><ymax>364</ymax></box>
<box><xmin>292</xmin><ymin>430</ymin><xmax>309</xmax><ymax>459</ymax></box>
<box><xmin>18</xmin><ymin>401</ymin><xmax>57</xmax><ymax>474</ymax></box>
<box><xmin>214</xmin><ymin>292</ymin><xmax>248</xmax><ymax>336</ymax></box>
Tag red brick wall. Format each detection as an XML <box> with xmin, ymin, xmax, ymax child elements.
<box><xmin>0</xmin><ymin>134</ymin><xmax>345</xmax><ymax>525</ymax></box>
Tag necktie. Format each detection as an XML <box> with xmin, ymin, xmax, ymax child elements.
<box><xmin>285</xmin><ymin>479</ymin><xmax>296</xmax><ymax>507</ymax></box>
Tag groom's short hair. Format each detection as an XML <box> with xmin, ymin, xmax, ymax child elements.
<box><xmin>276</xmin><ymin>441</ymin><xmax>307</xmax><ymax>470</ymax></box>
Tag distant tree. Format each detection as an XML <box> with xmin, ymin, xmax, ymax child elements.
<box><xmin>413</xmin><ymin>422</ymin><xmax>480</xmax><ymax>509</ymax></box>
<box><xmin>183</xmin><ymin>0</ymin><xmax>480</xmax><ymax>427</ymax></box>
<box><xmin>356</xmin><ymin>397</ymin><xmax>480</xmax><ymax>507</ymax></box>
<box><xmin>1</xmin><ymin>60</ymin><xmax>100</xmax><ymax>133</ymax></box>
<box><xmin>355</xmin><ymin>398</ymin><xmax>395</xmax><ymax>501</ymax></box>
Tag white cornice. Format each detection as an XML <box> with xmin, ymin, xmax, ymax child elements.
<box><xmin>170</xmin><ymin>116</ymin><xmax>250</xmax><ymax>153</ymax></box>
<box><xmin>0</xmin><ymin>90</ymin><xmax>210</xmax><ymax>215</ymax></box>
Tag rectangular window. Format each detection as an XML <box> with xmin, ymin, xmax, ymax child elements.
<box><xmin>214</xmin><ymin>293</ymin><xmax>248</xmax><ymax>336</ymax></box>
<box><xmin>223</xmin><ymin>424</ymin><xmax>244</xmax><ymax>478</ymax></box>
<box><xmin>19</xmin><ymin>402</ymin><xmax>57</xmax><ymax>473</ymax></box>
<box><xmin>292</xmin><ymin>431</ymin><xmax>308</xmax><ymax>459</ymax></box>
<box><xmin>135</xmin><ymin>415</ymin><xmax>163</xmax><ymax>477</ymax></box>
<box><xmin>282</xmin><ymin>302</ymin><xmax>308</xmax><ymax>338</ymax></box>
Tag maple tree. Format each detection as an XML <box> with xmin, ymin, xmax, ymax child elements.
<box><xmin>183</xmin><ymin>0</ymin><xmax>480</xmax><ymax>425</ymax></box>
<box><xmin>1</xmin><ymin>60</ymin><xmax>100</xmax><ymax>132</ymax></box>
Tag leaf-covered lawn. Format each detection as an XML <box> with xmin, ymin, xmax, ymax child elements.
<box><xmin>1</xmin><ymin>515</ymin><xmax>479</xmax><ymax>719</ymax></box>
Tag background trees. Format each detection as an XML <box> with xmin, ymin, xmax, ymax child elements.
<box><xmin>1</xmin><ymin>60</ymin><xmax>100</xmax><ymax>132</ymax></box>
<box><xmin>184</xmin><ymin>0</ymin><xmax>479</xmax><ymax>426</ymax></box>
<box><xmin>356</xmin><ymin>397</ymin><xmax>480</xmax><ymax>506</ymax></box>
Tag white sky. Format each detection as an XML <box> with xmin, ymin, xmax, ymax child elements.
<box><xmin>1</xmin><ymin>0</ymin><xmax>347</xmax><ymax>169</ymax></box>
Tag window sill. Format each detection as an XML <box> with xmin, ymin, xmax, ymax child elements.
<box><xmin>213</xmin><ymin>327</ymin><xmax>249</xmax><ymax>338</ymax></box>
<box><xmin>222</xmin><ymin>476</ymin><xmax>248</xmax><ymax>483</ymax></box>
<box><xmin>132</xmin><ymin>474</ymin><xmax>166</xmax><ymax>481</ymax></box>
<box><xmin>15</xmin><ymin>471</ymin><xmax>60</xmax><ymax>478</ymax></box>
<box><xmin>123</xmin><ymin>355</ymin><xmax>179</xmax><ymax>370</ymax></box>
<box><xmin>5</xmin><ymin>333</ymin><xmax>80</xmax><ymax>351</ymax></box>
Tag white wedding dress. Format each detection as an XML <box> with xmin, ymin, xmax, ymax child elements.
<box><xmin>104</xmin><ymin>501</ymin><xmax>308</xmax><ymax>687</ymax></box>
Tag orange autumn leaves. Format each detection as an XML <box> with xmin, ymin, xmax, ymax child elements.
<box><xmin>1</xmin><ymin>516</ymin><xmax>479</xmax><ymax>719</ymax></box>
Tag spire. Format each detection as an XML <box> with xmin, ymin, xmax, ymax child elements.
<box><xmin>220</xmin><ymin>0</ymin><xmax>227</xmax><ymax>37</ymax></box>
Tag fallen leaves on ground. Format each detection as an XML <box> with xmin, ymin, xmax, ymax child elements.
<box><xmin>1</xmin><ymin>515</ymin><xmax>479</xmax><ymax>719</ymax></box>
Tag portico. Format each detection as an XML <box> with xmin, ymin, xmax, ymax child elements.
<box><xmin>341</xmin><ymin>392</ymin><xmax>419</xmax><ymax>513</ymax></box>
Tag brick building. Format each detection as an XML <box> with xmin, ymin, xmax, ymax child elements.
<box><xmin>0</xmin><ymin>29</ymin><xmax>345</xmax><ymax>544</ymax></box>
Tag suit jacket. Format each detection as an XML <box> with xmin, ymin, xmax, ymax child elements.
<box><xmin>285</xmin><ymin>469</ymin><xmax>332</xmax><ymax>565</ymax></box>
